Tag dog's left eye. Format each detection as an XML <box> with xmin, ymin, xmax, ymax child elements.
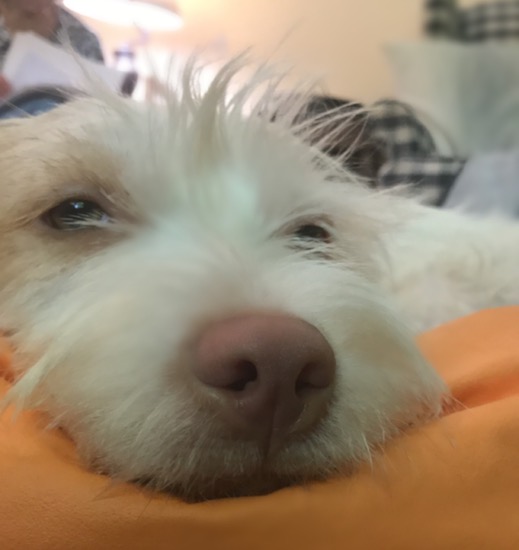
<box><xmin>293</xmin><ymin>223</ymin><xmax>331</xmax><ymax>243</ymax></box>
<box><xmin>43</xmin><ymin>199</ymin><xmax>111</xmax><ymax>231</ymax></box>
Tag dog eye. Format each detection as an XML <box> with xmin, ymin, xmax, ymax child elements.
<box><xmin>43</xmin><ymin>199</ymin><xmax>111</xmax><ymax>231</ymax></box>
<box><xmin>293</xmin><ymin>223</ymin><xmax>331</xmax><ymax>243</ymax></box>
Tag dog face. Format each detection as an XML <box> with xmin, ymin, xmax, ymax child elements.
<box><xmin>0</xmin><ymin>63</ymin><xmax>445</xmax><ymax>500</ymax></box>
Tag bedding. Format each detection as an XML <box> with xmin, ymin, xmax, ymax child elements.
<box><xmin>0</xmin><ymin>307</ymin><xmax>518</xmax><ymax>550</ymax></box>
<box><xmin>379</xmin><ymin>0</ymin><xmax>519</xmax><ymax>214</ymax></box>
<box><xmin>425</xmin><ymin>0</ymin><xmax>519</xmax><ymax>42</ymax></box>
<box><xmin>368</xmin><ymin>99</ymin><xmax>464</xmax><ymax>204</ymax></box>
<box><xmin>299</xmin><ymin>95</ymin><xmax>465</xmax><ymax>204</ymax></box>
<box><xmin>385</xmin><ymin>41</ymin><xmax>519</xmax><ymax>156</ymax></box>
<box><xmin>444</xmin><ymin>150</ymin><xmax>519</xmax><ymax>216</ymax></box>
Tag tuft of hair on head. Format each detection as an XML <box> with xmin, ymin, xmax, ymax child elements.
<box><xmin>44</xmin><ymin>33</ymin><xmax>379</xmax><ymax>187</ymax></box>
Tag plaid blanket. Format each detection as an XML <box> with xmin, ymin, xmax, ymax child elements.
<box><xmin>331</xmin><ymin>0</ymin><xmax>519</xmax><ymax>204</ymax></box>
<box><xmin>297</xmin><ymin>96</ymin><xmax>465</xmax><ymax>206</ymax></box>
<box><xmin>368</xmin><ymin>100</ymin><xmax>465</xmax><ymax>206</ymax></box>
<box><xmin>368</xmin><ymin>100</ymin><xmax>465</xmax><ymax>205</ymax></box>
<box><xmin>425</xmin><ymin>0</ymin><xmax>519</xmax><ymax>41</ymax></box>
<box><xmin>329</xmin><ymin>0</ymin><xmax>519</xmax><ymax>206</ymax></box>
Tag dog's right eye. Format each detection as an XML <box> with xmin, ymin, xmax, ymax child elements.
<box><xmin>42</xmin><ymin>199</ymin><xmax>111</xmax><ymax>231</ymax></box>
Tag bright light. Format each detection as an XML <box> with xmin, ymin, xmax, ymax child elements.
<box><xmin>63</xmin><ymin>0</ymin><xmax>183</xmax><ymax>32</ymax></box>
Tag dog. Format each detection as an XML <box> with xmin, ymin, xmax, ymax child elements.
<box><xmin>0</xmin><ymin>58</ymin><xmax>517</xmax><ymax>501</ymax></box>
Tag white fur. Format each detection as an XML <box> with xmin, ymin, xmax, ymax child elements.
<box><xmin>0</xmin><ymin>58</ymin><xmax>516</xmax><ymax>500</ymax></box>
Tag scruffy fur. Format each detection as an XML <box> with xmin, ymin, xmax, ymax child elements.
<box><xmin>0</xmin><ymin>58</ymin><xmax>517</xmax><ymax>501</ymax></box>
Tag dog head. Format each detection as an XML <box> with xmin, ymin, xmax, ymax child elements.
<box><xmin>0</xmin><ymin>59</ymin><xmax>445</xmax><ymax>500</ymax></box>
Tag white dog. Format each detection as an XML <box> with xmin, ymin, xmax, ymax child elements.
<box><xmin>0</xmin><ymin>58</ymin><xmax>517</xmax><ymax>501</ymax></box>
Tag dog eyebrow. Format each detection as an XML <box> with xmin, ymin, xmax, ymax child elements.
<box><xmin>0</xmin><ymin>141</ymin><xmax>134</xmax><ymax>229</ymax></box>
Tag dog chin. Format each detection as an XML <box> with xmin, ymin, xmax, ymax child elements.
<box><xmin>161</xmin><ymin>477</ymin><xmax>294</xmax><ymax>502</ymax></box>
<box><xmin>134</xmin><ymin>447</ymin><xmax>338</xmax><ymax>502</ymax></box>
<box><xmin>92</xmin><ymin>412</ymin><xmax>383</xmax><ymax>502</ymax></box>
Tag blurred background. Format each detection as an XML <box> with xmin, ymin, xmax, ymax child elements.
<box><xmin>1</xmin><ymin>0</ymin><xmax>519</xmax><ymax>216</ymax></box>
<box><xmin>76</xmin><ymin>0</ymin><xmax>425</xmax><ymax>102</ymax></box>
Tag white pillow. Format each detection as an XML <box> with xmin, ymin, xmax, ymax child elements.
<box><xmin>385</xmin><ymin>41</ymin><xmax>519</xmax><ymax>156</ymax></box>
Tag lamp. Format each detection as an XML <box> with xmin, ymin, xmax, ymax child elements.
<box><xmin>62</xmin><ymin>0</ymin><xmax>183</xmax><ymax>32</ymax></box>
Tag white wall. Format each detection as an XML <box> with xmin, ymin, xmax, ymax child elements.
<box><xmin>84</xmin><ymin>0</ymin><xmax>498</xmax><ymax>102</ymax></box>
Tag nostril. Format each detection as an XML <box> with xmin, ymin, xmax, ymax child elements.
<box><xmin>225</xmin><ymin>360</ymin><xmax>258</xmax><ymax>392</ymax></box>
<box><xmin>295</xmin><ymin>376</ymin><xmax>314</xmax><ymax>397</ymax></box>
<box><xmin>295</xmin><ymin>363</ymin><xmax>334</xmax><ymax>397</ymax></box>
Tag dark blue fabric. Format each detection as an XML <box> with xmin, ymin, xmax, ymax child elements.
<box><xmin>0</xmin><ymin>89</ymin><xmax>72</xmax><ymax>119</ymax></box>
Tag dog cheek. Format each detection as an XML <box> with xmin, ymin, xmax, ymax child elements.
<box><xmin>269</xmin><ymin>265</ymin><xmax>446</xmax><ymax>458</ymax></box>
<box><xmin>327</xmin><ymin>303</ymin><xmax>445</xmax><ymax>455</ymax></box>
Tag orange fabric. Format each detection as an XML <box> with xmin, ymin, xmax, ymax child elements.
<box><xmin>1</xmin><ymin>307</ymin><xmax>519</xmax><ymax>550</ymax></box>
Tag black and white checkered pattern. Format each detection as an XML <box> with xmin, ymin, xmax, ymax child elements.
<box><xmin>419</xmin><ymin>0</ymin><xmax>519</xmax><ymax>202</ymax></box>
<box><xmin>294</xmin><ymin>96</ymin><xmax>465</xmax><ymax>206</ymax></box>
<box><xmin>464</xmin><ymin>1</ymin><xmax>519</xmax><ymax>41</ymax></box>
<box><xmin>367</xmin><ymin>100</ymin><xmax>465</xmax><ymax>205</ymax></box>
<box><xmin>424</xmin><ymin>0</ymin><xmax>519</xmax><ymax>42</ymax></box>
<box><xmin>378</xmin><ymin>156</ymin><xmax>465</xmax><ymax>204</ymax></box>
<box><xmin>286</xmin><ymin>96</ymin><xmax>465</xmax><ymax>206</ymax></box>
<box><xmin>369</xmin><ymin>100</ymin><xmax>436</xmax><ymax>158</ymax></box>
<box><xmin>424</xmin><ymin>0</ymin><xmax>462</xmax><ymax>39</ymax></box>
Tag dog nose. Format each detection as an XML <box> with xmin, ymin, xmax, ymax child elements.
<box><xmin>192</xmin><ymin>315</ymin><xmax>336</xmax><ymax>450</ymax></box>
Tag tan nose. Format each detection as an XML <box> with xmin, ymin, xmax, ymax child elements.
<box><xmin>191</xmin><ymin>314</ymin><xmax>336</xmax><ymax>450</ymax></box>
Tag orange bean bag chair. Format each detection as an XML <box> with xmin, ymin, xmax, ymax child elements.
<box><xmin>1</xmin><ymin>307</ymin><xmax>519</xmax><ymax>550</ymax></box>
